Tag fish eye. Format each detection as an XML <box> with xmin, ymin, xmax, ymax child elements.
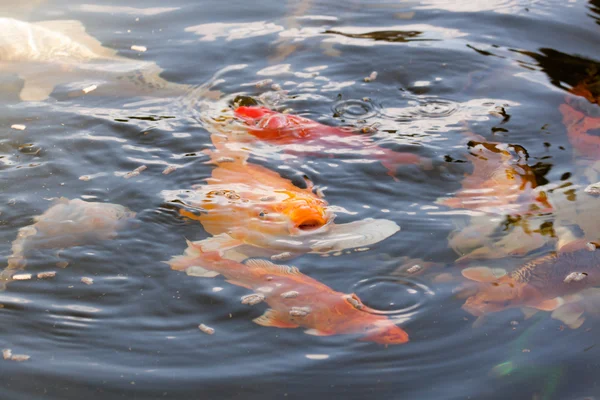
<box><xmin>492</xmin><ymin>282</ymin><xmax>499</xmax><ymax>286</ymax></box>
<box><xmin>259</xmin><ymin>211</ymin><xmax>267</xmax><ymax>218</ymax></box>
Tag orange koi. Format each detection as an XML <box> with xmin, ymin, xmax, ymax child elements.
<box><xmin>168</xmin><ymin>242</ymin><xmax>409</xmax><ymax>345</ymax></box>
<box><xmin>461</xmin><ymin>241</ymin><xmax>600</xmax><ymax>321</ymax></box>
<box><xmin>162</xmin><ymin>153</ymin><xmax>333</xmax><ymax>252</ymax></box>
<box><xmin>437</xmin><ymin>138</ymin><xmax>551</xmax><ymax>214</ymax></box>
<box><xmin>559</xmin><ymin>99</ymin><xmax>600</xmax><ymax>160</ymax></box>
<box><xmin>234</xmin><ymin>106</ymin><xmax>426</xmax><ymax>177</ymax></box>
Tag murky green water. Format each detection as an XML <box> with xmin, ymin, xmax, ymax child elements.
<box><xmin>1</xmin><ymin>1</ymin><xmax>600</xmax><ymax>399</ymax></box>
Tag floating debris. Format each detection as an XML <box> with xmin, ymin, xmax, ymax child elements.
<box><xmin>564</xmin><ymin>272</ymin><xmax>588</xmax><ymax>283</ymax></box>
<box><xmin>289</xmin><ymin>306</ymin><xmax>311</xmax><ymax>317</ymax></box>
<box><xmin>124</xmin><ymin>165</ymin><xmax>147</xmax><ymax>179</ymax></box>
<box><xmin>364</xmin><ymin>71</ymin><xmax>378</xmax><ymax>82</ymax></box>
<box><xmin>82</xmin><ymin>84</ymin><xmax>97</xmax><ymax>94</ymax></box>
<box><xmin>162</xmin><ymin>165</ymin><xmax>178</xmax><ymax>175</ymax></box>
<box><xmin>271</xmin><ymin>252</ymin><xmax>292</xmax><ymax>261</ymax></box>
<box><xmin>12</xmin><ymin>274</ymin><xmax>32</xmax><ymax>281</ymax></box>
<box><xmin>305</xmin><ymin>354</ymin><xmax>330</xmax><ymax>360</ymax></box>
<box><xmin>2</xmin><ymin>349</ymin><xmax>11</xmax><ymax>360</ymax></box>
<box><xmin>10</xmin><ymin>354</ymin><xmax>30</xmax><ymax>362</ymax></box>
<box><xmin>212</xmin><ymin>287</ymin><xmax>223</xmax><ymax>292</ymax></box>
<box><xmin>81</xmin><ymin>277</ymin><xmax>94</xmax><ymax>285</ymax></box>
<box><xmin>56</xmin><ymin>261</ymin><xmax>69</xmax><ymax>268</ymax></box>
<box><xmin>10</xmin><ymin>124</ymin><xmax>26</xmax><ymax>131</ymax></box>
<box><xmin>584</xmin><ymin>182</ymin><xmax>600</xmax><ymax>196</ymax></box>
<box><xmin>241</xmin><ymin>293</ymin><xmax>265</xmax><ymax>306</ymax></box>
<box><xmin>37</xmin><ymin>271</ymin><xmax>56</xmax><ymax>279</ymax></box>
<box><xmin>79</xmin><ymin>175</ymin><xmax>92</xmax><ymax>181</ymax></box>
<box><xmin>130</xmin><ymin>45</ymin><xmax>147</xmax><ymax>52</ymax></box>
<box><xmin>198</xmin><ymin>323</ymin><xmax>215</xmax><ymax>335</ymax></box>
<box><xmin>406</xmin><ymin>264</ymin><xmax>423</xmax><ymax>274</ymax></box>
<box><xmin>522</xmin><ymin>348</ymin><xmax>531</xmax><ymax>353</ymax></box>
<box><xmin>281</xmin><ymin>291</ymin><xmax>299</xmax><ymax>299</ymax></box>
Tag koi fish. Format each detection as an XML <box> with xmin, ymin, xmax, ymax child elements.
<box><xmin>0</xmin><ymin>18</ymin><xmax>189</xmax><ymax>101</ymax></box>
<box><xmin>437</xmin><ymin>138</ymin><xmax>550</xmax><ymax>214</ymax></box>
<box><xmin>1</xmin><ymin>197</ymin><xmax>135</xmax><ymax>287</ymax></box>
<box><xmin>559</xmin><ymin>99</ymin><xmax>600</xmax><ymax>160</ymax></box>
<box><xmin>233</xmin><ymin>106</ymin><xmax>427</xmax><ymax>177</ymax></box>
<box><xmin>168</xmin><ymin>242</ymin><xmax>409</xmax><ymax>345</ymax></box>
<box><xmin>461</xmin><ymin>241</ymin><xmax>600</xmax><ymax>327</ymax></box>
<box><xmin>163</xmin><ymin>152</ymin><xmax>400</xmax><ymax>258</ymax></box>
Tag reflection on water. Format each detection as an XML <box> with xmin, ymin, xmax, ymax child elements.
<box><xmin>1</xmin><ymin>0</ymin><xmax>600</xmax><ymax>399</ymax></box>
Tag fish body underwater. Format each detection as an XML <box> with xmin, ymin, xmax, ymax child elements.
<box><xmin>2</xmin><ymin>197</ymin><xmax>135</xmax><ymax>286</ymax></box>
<box><xmin>162</xmin><ymin>153</ymin><xmax>333</xmax><ymax>251</ymax></box>
<box><xmin>461</xmin><ymin>244</ymin><xmax>600</xmax><ymax>319</ymax></box>
<box><xmin>233</xmin><ymin>106</ymin><xmax>425</xmax><ymax>176</ymax></box>
<box><xmin>0</xmin><ymin>17</ymin><xmax>188</xmax><ymax>101</ymax></box>
<box><xmin>168</xmin><ymin>243</ymin><xmax>409</xmax><ymax>345</ymax></box>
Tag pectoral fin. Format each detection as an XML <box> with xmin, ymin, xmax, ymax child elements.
<box><xmin>304</xmin><ymin>328</ymin><xmax>335</xmax><ymax>336</ymax></box>
<box><xmin>253</xmin><ymin>309</ymin><xmax>298</xmax><ymax>329</ymax></box>
<box><xmin>531</xmin><ymin>297</ymin><xmax>564</xmax><ymax>311</ymax></box>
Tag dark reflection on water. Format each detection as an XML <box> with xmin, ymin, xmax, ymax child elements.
<box><xmin>1</xmin><ymin>0</ymin><xmax>600</xmax><ymax>399</ymax></box>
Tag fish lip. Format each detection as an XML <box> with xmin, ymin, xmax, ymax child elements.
<box><xmin>289</xmin><ymin>214</ymin><xmax>336</xmax><ymax>236</ymax></box>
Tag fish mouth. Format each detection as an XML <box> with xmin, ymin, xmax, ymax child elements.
<box><xmin>297</xmin><ymin>219</ymin><xmax>326</xmax><ymax>231</ymax></box>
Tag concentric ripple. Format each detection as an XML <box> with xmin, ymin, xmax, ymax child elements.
<box><xmin>381</xmin><ymin>97</ymin><xmax>459</xmax><ymax>121</ymax></box>
<box><xmin>351</xmin><ymin>276</ymin><xmax>435</xmax><ymax>321</ymax></box>
<box><xmin>332</xmin><ymin>99</ymin><xmax>378</xmax><ymax>120</ymax></box>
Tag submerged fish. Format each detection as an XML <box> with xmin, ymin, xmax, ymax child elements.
<box><xmin>0</xmin><ymin>18</ymin><xmax>188</xmax><ymax>101</ymax></box>
<box><xmin>168</xmin><ymin>244</ymin><xmax>409</xmax><ymax>345</ymax></box>
<box><xmin>2</xmin><ymin>198</ymin><xmax>135</xmax><ymax>287</ymax></box>
<box><xmin>437</xmin><ymin>138</ymin><xmax>550</xmax><ymax>214</ymax></box>
<box><xmin>162</xmin><ymin>152</ymin><xmax>400</xmax><ymax>258</ymax></box>
<box><xmin>559</xmin><ymin>99</ymin><xmax>600</xmax><ymax>160</ymax></box>
<box><xmin>233</xmin><ymin>106</ymin><xmax>427</xmax><ymax>177</ymax></box>
<box><xmin>461</xmin><ymin>241</ymin><xmax>600</xmax><ymax>325</ymax></box>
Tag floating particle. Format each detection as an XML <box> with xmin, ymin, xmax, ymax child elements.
<box><xmin>364</xmin><ymin>71</ymin><xmax>378</xmax><ymax>82</ymax></box>
<box><xmin>131</xmin><ymin>45</ymin><xmax>147</xmax><ymax>52</ymax></box>
<box><xmin>12</xmin><ymin>274</ymin><xmax>32</xmax><ymax>281</ymax></box>
<box><xmin>305</xmin><ymin>354</ymin><xmax>330</xmax><ymax>360</ymax></box>
<box><xmin>255</xmin><ymin>79</ymin><xmax>273</xmax><ymax>88</ymax></box>
<box><xmin>271</xmin><ymin>252</ymin><xmax>292</xmax><ymax>261</ymax></box>
<box><xmin>289</xmin><ymin>307</ymin><xmax>310</xmax><ymax>317</ymax></box>
<box><xmin>162</xmin><ymin>165</ymin><xmax>178</xmax><ymax>175</ymax></box>
<box><xmin>10</xmin><ymin>354</ymin><xmax>30</xmax><ymax>362</ymax></box>
<box><xmin>37</xmin><ymin>271</ymin><xmax>56</xmax><ymax>279</ymax></box>
<box><xmin>198</xmin><ymin>324</ymin><xmax>215</xmax><ymax>335</ymax></box>
<box><xmin>564</xmin><ymin>272</ymin><xmax>587</xmax><ymax>283</ymax></box>
<box><xmin>584</xmin><ymin>182</ymin><xmax>600</xmax><ymax>196</ymax></box>
<box><xmin>82</xmin><ymin>84</ymin><xmax>97</xmax><ymax>94</ymax></box>
<box><xmin>11</xmin><ymin>124</ymin><xmax>26</xmax><ymax>131</ymax></box>
<box><xmin>510</xmin><ymin>320</ymin><xmax>519</xmax><ymax>326</ymax></box>
<box><xmin>406</xmin><ymin>264</ymin><xmax>423</xmax><ymax>274</ymax></box>
<box><xmin>2</xmin><ymin>349</ymin><xmax>12</xmax><ymax>360</ymax></box>
<box><xmin>256</xmin><ymin>286</ymin><xmax>273</xmax><ymax>294</ymax></box>
<box><xmin>124</xmin><ymin>165</ymin><xmax>147</xmax><ymax>179</ymax></box>
<box><xmin>79</xmin><ymin>175</ymin><xmax>91</xmax><ymax>181</ymax></box>
<box><xmin>522</xmin><ymin>349</ymin><xmax>531</xmax><ymax>353</ymax></box>
<box><xmin>212</xmin><ymin>287</ymin><xmax>223</xmax><ymax>292</ymax></box>
<box><xmin>81</xmin><ymin>277</ymin><xmax>94</xmax><ymax>285</ymax></box>
<box><xmin>56</xmin><ymin>261</ymin><xmax>69</xmax><ymax>268</ymax></box>
<box><xmin>241</xmin><ymin>293</ymin><xmax>265</xmax><ymax>306</ymax></box>
<box><xmin>281</xmin><ymin>291</ymin><xmax>299</xmax><ymax>299</ymax></box>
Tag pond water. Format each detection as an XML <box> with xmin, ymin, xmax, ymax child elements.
<box><xmin>1</xmin><ymin>1</ymin><xmax>600</xmax><ymax>399</ymax></box>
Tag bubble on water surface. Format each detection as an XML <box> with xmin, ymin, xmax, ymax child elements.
<box><xmin>332</xmin><ymin>99</ymin><xmax>378</xmax><ymax>119</ymax></box>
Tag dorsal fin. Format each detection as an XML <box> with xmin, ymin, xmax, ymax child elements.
<box><xmin>34</xmin><ymin>20</ymin><xmax>118</xmax><ymax>58</ymax></box>
<box><xmin>462</xmin><ymin>266</ymin><xmax>507</xmax><ymax>283</ymax></box>
<box><xmin>245</xmin><ymin>259</ymin><xmax>300</xmax><ymax>275</ymax></box>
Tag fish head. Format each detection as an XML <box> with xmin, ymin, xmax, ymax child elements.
<box><xmin>461</xmin><ymin>280</ymin><xmax>526</xmax><ymax>316</ymax></box>
<box><xmin>273</xmin><ymin>191</ymin><xmax>333</xmax><ymax>235</ymax></box>
<box><xmin>234</xmin><ymin>106</ymin><xmax>312</xmax><ymax>141</ymax></box>
<box><xmin>360</xmin><ymin>320</ymin><xmax>410</xmax><ymax>345</ymax></box>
